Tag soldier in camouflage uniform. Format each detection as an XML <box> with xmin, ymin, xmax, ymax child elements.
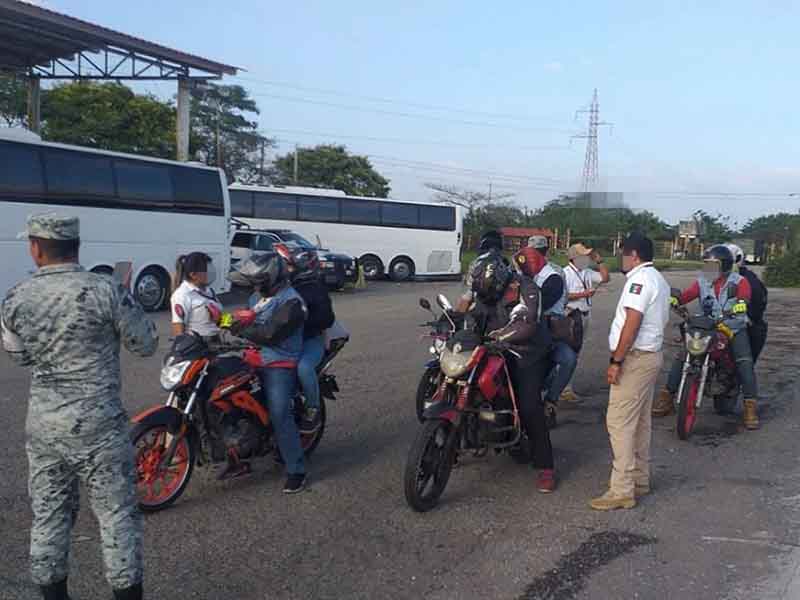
<box><xmin>0</xmin><ymin>214</ymin><xmax>159</xmax><ymax>600</ymax></box>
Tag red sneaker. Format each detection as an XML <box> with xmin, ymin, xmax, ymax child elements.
<box><xmin>537</xmin><ymin>469</ymin><xmax>556</xmax><ymax>494</ymax></box>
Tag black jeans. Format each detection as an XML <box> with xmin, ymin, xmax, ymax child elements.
<box><xmin>749</xmin><ymin>321</ymin><xmax>768</xmax><ymax>364</ymax></box>
<box><xmin>508</xmin><ymin>355</ymin><xmax>554</xmax><ymax>469</ymax></box>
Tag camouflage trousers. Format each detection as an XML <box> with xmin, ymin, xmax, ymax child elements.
<box><xmin>26</xmin><ymin>420</ymin><xmax>143</xmax><ymax>588</ymax></box>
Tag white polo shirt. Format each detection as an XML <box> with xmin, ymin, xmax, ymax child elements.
<box><xmin>170</xmin><ymin>281</ymin><xmax>222</xmax><ymax>337</ymax></box>
<box><xmin>565</xmin><ymin>263</ymin><xmax>604</xmax><ymax>314</ymax></box>
<box><xmin>608</xmin><ymin>262</ymin><xmax>670</xmax><ymax>353</ymax></box>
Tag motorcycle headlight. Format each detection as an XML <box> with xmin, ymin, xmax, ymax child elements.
<box><xmin>160</xmin><ymin>359</ymin><xmax>192</xmax><ymax>391</ymax></box>
<box><xmin>439</xmin><ymin>348</ymin><xmax>474</xmax><ymax>378</ymax></box>
<box><xmin>686</xmin><ymin>333</ymin><xmax>712</xmax><ymax>356</ymax></box>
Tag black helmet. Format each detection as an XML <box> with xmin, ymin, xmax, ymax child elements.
<box><xmin>227</xmin><ymin>251</ymin><xmax>288</xmax><ymax>292</ymax></box>
<box><xmin>703</xmin><ymin>244</ymin><xmax>734</xmax><ymax>274</ymax></box>
<box><xmin>467</xmin><ymin>252</ymin><xmax>513</xmax><ymax>304</ymax></box>
<box><xmin>478</xmin><ymin>230</ymin><xmax>503</xmax><ymax>254</ymax></box>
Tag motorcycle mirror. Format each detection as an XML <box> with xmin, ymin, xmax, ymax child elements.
<box><xmin>436</xmin><ymin>294</ymin><xmax>453</xmax><ymax>312</ymax></box>
<box><xmin>419</xmin><ymin>298</ymin><xmax>432</xmax><ymax>311</ymax></box>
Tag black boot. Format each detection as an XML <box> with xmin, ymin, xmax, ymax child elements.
<box><xmin>113</xmin><ymin>583</ymin><xmax>143</xmax><ymax>600</ymax></box>
<box><xmin>40</xmin><ymin>578</ymin><xmax>70</xmax><ymax>600</ymax></box>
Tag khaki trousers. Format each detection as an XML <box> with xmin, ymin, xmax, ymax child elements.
<box><xmin>606</xmin><ymin>349</ymin><xmax>663</xmax><ymax>498</ymax></box>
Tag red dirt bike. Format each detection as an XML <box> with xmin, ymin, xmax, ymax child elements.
<box><xmin>403</xmin><ymin>294</ymin><xmax>529</xmax><ymax>512</ymax></box>
<box><xmin>673</xmin><ymin>304</ymin><xmax>739</xmax><ymax>440</ymax></box>
<box><xmin>131</xmin><ymin>312</ymin><xmax>347</xmax><ymax>511</ymax></box>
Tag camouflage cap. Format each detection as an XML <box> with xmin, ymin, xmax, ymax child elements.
<box><xmin>18</xmin><ymin>212</ymin><xmax>80</xmax><ymax>241</ymax></box>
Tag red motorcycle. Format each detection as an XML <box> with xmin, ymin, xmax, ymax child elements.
<box><xmin>673</xmin><ymin>305</ymin><xmax>739</xmax><ymax>440</ymax></box>
<box><xmin>403</xmin><ymin>295</ymin><xmax>527</xmax><ymax>512</ymax></box>
<box><xmin>131</xmin><ymin>310</ymin><xmax>347</xmax><ymax>511</ymax></box>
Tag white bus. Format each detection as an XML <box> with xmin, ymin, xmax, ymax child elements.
<box><xmin>228</xmin><ymin>184</ymin><xmax>464</xmax><ymax>281</ymax></box>
<box><xmin>0</xmin><ymin>129</ymin><xmax>231</xmax><ymax>311</ymax></box>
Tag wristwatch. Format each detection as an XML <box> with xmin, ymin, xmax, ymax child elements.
<box><xmin>609</xmin><ymin>356</ymin><xmax>624</xmax><ymax>366</ymax></box>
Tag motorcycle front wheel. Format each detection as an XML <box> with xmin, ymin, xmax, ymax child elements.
<box><xmin>677</xmin><ymin>374</ymin><xmax>700</xmax><ymax>441</ymax></box>
<box><xmin>404</xmin><ymin>419</ymin><xmax>456</xmax><ymax>512</ymax></box>
<box><xmin>415</xmin><ymin>366</ymin><xmax>441</xmax><ymax>422</ymax></box>
<box><xmin>132</xmin><ymin>423</ymin><xmax>195</xmax><ymax>512</ymax></box>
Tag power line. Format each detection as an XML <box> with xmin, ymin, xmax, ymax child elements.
<box><xmin>251</xmin><ymin>92</ymin><xmax>577</xmax><ymax>134</ymax></box>
<box><xmin>266</xmin><ymin>127</ymin><xmax>571</xmax><ymax>152</ymax></box>
<box><xmin>232</xmin><ymin>75</ymin><xmax>567</xmax><ymax>123</ymax></box>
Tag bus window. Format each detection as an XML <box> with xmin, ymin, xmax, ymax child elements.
<box><xmin>341</xmin><ymin>198</ymin><xmax>380</xmax><ymax>225</ymax></box>
<box><xmin>420</xmin><ymin>205</ymin><xmax>455</xmax><ymax>231</ymax></box>
<box><xmin>44</xmin><ymin>149</ymin><xmax>115</xmax><ymax>196</ymax></box>
<box><xmin>115</xmin><ymin>160</ymin><xmax>173</xmax><ymax>204</ymax></box>
<box><xmin>299</xmin><ymin>195</ymin><xmax>339</xmax><ymax>222</ymax></box>
<box><xmin>230</xmin><ymin>190</ymin><xmax>254</xmax><ymax>217</ymax></box>
<box><xmin>254</xmin><ymin>192</ymin><xmax>297</xmax><ymax>220</ymax></box>
<box><xmin>381</xmin><ymin>202</ymin><xmax>419</xmax><ymax>227</ymax></box>
<box><xmin>172</xmin><ymin>166</ymin><xmax>224</xmax><ymax>215</ymax></box>
<box><xmin>0</xmin><ymin>142</ymin><xmax>44</xmax><ymax>195</ymax></box>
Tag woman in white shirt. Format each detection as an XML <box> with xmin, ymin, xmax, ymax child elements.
<box><xmin>170</xmin><ymin>252</ymin><xmax>222</xmax><ymax>338</ymax></box>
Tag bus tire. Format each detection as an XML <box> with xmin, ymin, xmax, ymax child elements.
<box><xmin>360</xmin><ymin>255</ymin><xmax>384</xmax><ymax>280</ymax></box>
<box><xmin>135</xmin><ymin>267</ymin><xmax>169</xmax><ymax>312</ymax></box>
<box><xmin>389</xmin><ymin>257</ymin><xmax>415</xmax><ymax>282</ymax></box>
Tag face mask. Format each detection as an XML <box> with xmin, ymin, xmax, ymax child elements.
<box><xmin>205</xmin><ymin>263</ymin><xmax>217</xmax><ymax>286</ymax></box>
<box><xmin>621</xmin><ymin>254</ymin><xmax>636</xmax><ymax>274</ymax></box>
<box><xmin>702</xmin><ymin>261</ymin><xmax>721</xmax><ymax>280</ymax></box>
<box><xmin>572</xmin><ymin>256</ymin><xmax>591</xmax><ymax>270</ymax></box>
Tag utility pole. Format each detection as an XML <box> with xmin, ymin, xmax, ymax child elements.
<box><xmin>259</xmin><ymin>138</ymin><xmax>266</xmax><ymax>184</ymax></box>
<box><xmin>293</xmin><ymin>144</ymin><xmax>299</xmax><ymax>184</ymax></box>
<box><xmin>572</xmin><ymin>89</ymin><xmax>613</xmax><ymax>193</ymax></box>
<box><xmin>488</xmin><ymin>181</ymin><xmax>492</xmax><ymax>202</ymax></box>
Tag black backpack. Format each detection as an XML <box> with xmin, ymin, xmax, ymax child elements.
<box><xmin>740</xmin><ymin>267</ymin><xmax>768</xmax><ymax>323</ymax></box>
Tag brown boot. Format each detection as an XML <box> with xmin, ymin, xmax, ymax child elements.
<box><xmin>652</xmin><ymin>387</ymin><xmax>675</xmax><ymax>417</ymax></box>
<box><xmin>743</xmin><ymin>398</ymin><xmax>760</xmax><ymax>430</ymax></box>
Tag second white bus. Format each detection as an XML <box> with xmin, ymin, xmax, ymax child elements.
<box><xmin>228</xmin><ymin>184</ymin><xmax>463</xmax><ymax>281</ymax></box>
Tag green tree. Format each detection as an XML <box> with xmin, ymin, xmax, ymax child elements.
<box><xmin>271</xmin><ymin>144</ymin><xmax>390</xmax><ymax>197</ymax></box>
<box><xmin>0</xmin><ymin>73</ymin><xmax>27</xmax><ymax>127</ymax></box>
<box><xmin>692</xmin><ymin>210</ymin><xmax>735</xmax><ymax>243</ymax></box>
<box><xmin>41</xmin><ymin>82</ymin><xmax>176</xmax><ymax>158</ymax></box>
<box><xmin>189</xmin><ymin>83</ymin><xmax>273</xmax><ymax>183</ymax></box>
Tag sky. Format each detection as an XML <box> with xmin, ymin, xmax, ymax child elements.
<box><xmin>34</xmin><ymin>1</ymin><xmax>800</xmax><ymax>226</ymax></box>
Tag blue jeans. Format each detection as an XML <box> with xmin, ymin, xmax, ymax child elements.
<box><xmin>298</xmin><ymin>335</ymin><xmax>326</xmax><ymax>409</ymax></box>
<box><xmin>545</xmin><ymin>341</ymin><xmax>578</xmax><ymax>404</ymax></box>
<box><xmin>260</xmin><ymin>368</ymin><xmax>305</xmax><ymax>476</ymax></box>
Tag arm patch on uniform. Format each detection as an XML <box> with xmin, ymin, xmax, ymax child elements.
<box><xmin>629</xmin><ymin>283</ymin><xmax>643</xmax><ymax>295</ymax></box>
<box><xmin>174</xmin><ymin>304</ymin><xmax>185</xmax><ymax>319</ymax></box>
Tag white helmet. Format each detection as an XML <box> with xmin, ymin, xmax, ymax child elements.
<box><xmin>726</xmin><ymin>243</ymin><xmax>744</xmax><ymax>265</ymax></box>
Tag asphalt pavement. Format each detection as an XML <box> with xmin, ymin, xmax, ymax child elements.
<box><xmin>1</xmin><ymin>272</ymin><xmax>800</xmax><ymax>600</ymax></box>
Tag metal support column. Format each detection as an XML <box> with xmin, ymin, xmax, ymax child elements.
<box><xmin>176</xmin><ymin>77</ymin><xmax>191</xmax><ymax>161</ymax></box>
<box><xmin>27</xmin><ymin>76</ymin><xmax>41</xmax><ymax>133</ymax></box>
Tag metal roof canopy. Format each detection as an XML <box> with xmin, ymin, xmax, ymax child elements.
<box><xmin>0</xmin><ymin>0</ymin><xmax>238</xmax><ymax>80</ymax></box>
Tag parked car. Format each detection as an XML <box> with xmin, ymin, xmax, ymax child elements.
<box><xmin>230</xmin><ymin>223</ymin><xmax>358</xmax><ymax>289</ymax></box>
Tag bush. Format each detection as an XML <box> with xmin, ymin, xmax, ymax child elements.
<box><xmin>765</xmin><ymin>252</ymin><xmax>800</xmax><ymax>287</ymax></box>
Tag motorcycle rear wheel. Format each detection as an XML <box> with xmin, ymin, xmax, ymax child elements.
<box><xmin>404</xmin><ymin>419</ymin><xmax>456</xmax><ymax>512</ymax></box>
<box><xmin>132</xmin><ymin>423</ymin><xmax>195</xmax><ymax>512</ymax></box>
<box><xmin>677</xmin><ymin>374</ymin><xmax>700</xmax><ymax>441</ymax></box>
<box><xmin>415</xmin><ymin>366</ymin><xmax>441</xmax><ymax>422</ymax></box>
